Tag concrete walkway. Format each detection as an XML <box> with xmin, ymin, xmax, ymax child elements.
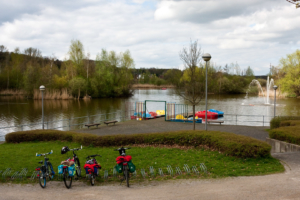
<box><xmin>76</xmin><ymin>117</ymin><xmax>269</xmax><ymax>141</ymax></box>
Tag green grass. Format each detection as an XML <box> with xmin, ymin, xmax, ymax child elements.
<box><xmin>0</xmin><ymin>141</ymin><xmax>284</xmax><ymax>184</ymax></box>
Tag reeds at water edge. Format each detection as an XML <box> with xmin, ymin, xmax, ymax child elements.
<box><xmin>33</xmin><ymin>89</ymin><xmax>73</xmax><ymax>100</ymax></box>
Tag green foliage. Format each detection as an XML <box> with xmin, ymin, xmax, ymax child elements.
<box><xmin>6</xmin><ymin>130</ymin><xmax>271</xmax><ymax>158</ymax></box>
<box><xmin>69</xmin><ymin>77</ymin><xmax>87</xmax><ymax>98</ymax></box>
<box><xmin>269</xmin><ymin>120</ymin><xmax>300</xmax><ymax>145</ymax></box>
<box><xmin>279</xmin><ymin>49</ymin><xmax>300</xmax><ymax>96</ymax></box>
<box><xmin>270</xmin><ymin>116</ymin><xmax>300</xmax><ymax>129</ymax></box>
<box><xmin>0</xmin><ymin>141</ymin><xmax>284</xmax><ymax>183</ymax></box>
<box><xmin>0</xmin><ymin>41</ymin><xmax>134</xmax><ymax>98</ymax></box>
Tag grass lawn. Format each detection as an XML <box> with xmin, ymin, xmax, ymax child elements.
<box><xmin>0</xmin><ymin>141</ymin><xmax>284</xmax><ymax>184</ymax></box>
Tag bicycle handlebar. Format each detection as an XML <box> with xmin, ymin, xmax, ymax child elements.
<box><xmin>114</xmin><ymin>147</ymin><xmax>131</xmax><ymax>151</ymax></box>
<box><xmin>70</xmin><ymin>145</ymin><xmax>83</xmax><ymax>151</ymax></box>
<box><xmin>86</xmin><ymin>154</ymin><xmax>101</xmax><ymax>159</ymax></box>
<box><xmin>36</xmin><ymin>150</ymin><xmax>53</xmax><ymax>157</ymax></box>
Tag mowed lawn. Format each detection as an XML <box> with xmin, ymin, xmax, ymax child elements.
<box><xmin>0</xmin><ymin>141</ymin><xmax>284</xmax><ymax>183</ymax></box>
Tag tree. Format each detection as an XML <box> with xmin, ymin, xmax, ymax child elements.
<box><xmin>279</xmin><ymin>50</ymin><xmax>300</xmax><ymax>96</ymax></box>
<box><xmin>245</xmin><ymin>66</ymin><xmax>254</xmax><ymax>76</ymax></box>
<box><xmin>178</xmin><ymin>40</ymin><xmax>205</xmax><ymax>130</ymax></box>
<box><xmin>68</xmin><ymin>40</ymin><xmax>85</xmax><ymax>76</ymax></box>
<box><xmin>69</xmin><ymin>77</ymin><xmax>87</xmax><ymax>99</ymax></box>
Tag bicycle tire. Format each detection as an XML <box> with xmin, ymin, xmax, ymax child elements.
<box><xmin>124</xmin><ymin>166</ymin><xmax>129</xmax><ymax>187</ymax></box>
<box><xmin>91</xmin><ymin>174</ymin><xmax>95</xmax><ymax>186</ymax></box>
<box><xmin>47</xmin><ymin>164</ymin><xmax>54</xmax><ymax>180</ymax></box>
<box><xmin>75</xmin><ymin>158</ymin><xmax>81</xmax><ymax>178</ymax></box>
<box><xmin>39</xmin><ymin>170</ymin><xmax>46</xmax><ymax>188</ymax></box>
<box><xmin>63</xmin><ymin>168</ymin><xmax>72</xmax><ymax>189</ymax></box>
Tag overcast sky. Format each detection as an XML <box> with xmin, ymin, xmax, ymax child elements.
<box><xmin>0</xmin><ymin>0</ymin><xmax>299</xmax><ymax>75</ymax></box>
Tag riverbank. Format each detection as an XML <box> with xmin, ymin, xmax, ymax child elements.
<box><xmin>131</xmin><ymin>84</ymin><xmax>175</xmax><ymax>89</ymax></box>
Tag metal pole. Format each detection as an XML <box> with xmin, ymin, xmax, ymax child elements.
<box><xmin>263</xmin><ymin>116</ymin><xmax>264</xmax><ymax>127</ymax></box>
<box><xmin>274</xmin><ymin>90</ymin><xmax>276</xmax><ymax>117</ymax></box>
<box><xmin>205</xmin><ymin>61</ymin><xmax>208</xmax><ymax>131</ymax></box>
<box><xmin>42</xmin><ymin>91</ymin><xmax>44</xmax><ymax>130</ymax></box>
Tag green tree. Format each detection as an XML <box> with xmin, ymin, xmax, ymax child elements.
<box><xmin>69</xmin><ymin>77</ymin><xmax>87</xmax><ymax>99</ymax></box>
<box><xmin>279</xmin><ymin>50</ymin><xmax>300</xmax><ymax>96</ymax></box>
<box><xmin>68</xmin><ymin>40</ymin><xmax>85</xmax><ymax>76</ymax></box>
<box><xmin>245</xmin><ymin>66</ymin><xmax>254</xmax><ymax>76</ymax></box>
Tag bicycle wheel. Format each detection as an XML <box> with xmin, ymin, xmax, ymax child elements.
<box><xmin>63</xmin><ymin>168</ymin><xmax>72</xmax><ymax>189</ymax></box>
<box><xmin>90</xmin><ymin>174</ymin><xmax>95</xmax><ymax>186</ymax></box>
<box><xmin>39</xmin><ymin>170</ymin><xmax>46</xmax><ymax>188</ymax></box>
<box><xmin>124</xmin><ymin>166</ymin><xmax>129</xmax><ymax>187</ymax></box>
<box><xmin>75</xmin><ymin>158</ymin><xmax>81</xmax><ymax>178</ymax></box>
<box><xmin>47</xmin><ymin>164</ymin><xmax>54</xmax><ymax>180</ymax></box>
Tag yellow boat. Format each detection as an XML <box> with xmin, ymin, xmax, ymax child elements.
<box><xmin>156</xmin><ymin>110</ymin><xmax>165</xmax><ymax>116</ymax></box>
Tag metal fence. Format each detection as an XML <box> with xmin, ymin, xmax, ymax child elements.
<box><xmin>0</xmin><ymin>110</ymin><xmax>274</xmax><ymax>141</ymax></box>
<box><xmin>0</xmin><ymin>110</ymin><xmax>135</xmax><ymax>134</ymax></box>
<box><xmin>219</xmin><ymin>114</ymin><xmax>273</xmax><ymax>126</ymax></box>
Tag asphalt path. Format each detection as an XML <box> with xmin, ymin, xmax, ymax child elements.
<box><xmin>76</xmin><ymin>117</ymin><xmax>269</xmax><ymax>141</ymax></box>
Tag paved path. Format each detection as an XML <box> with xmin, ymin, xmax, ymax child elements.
<box><xmin>76</xmin><ymin>117</ymin><xmax>269</xmax><ymax>141</ymax></box>
<box><xmin>1</xmin><ymin>152</ymin><xmax>300</xmax><ymax>200</ymax></box>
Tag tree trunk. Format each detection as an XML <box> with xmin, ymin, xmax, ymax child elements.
<box><xmin>193</xmin><ymin>104</ymin><xmax>195</xmax><ymax>130</ymax></box>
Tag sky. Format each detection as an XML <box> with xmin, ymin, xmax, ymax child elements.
<box><xmin>0</xmin><ymin>0</ymin><xmax>299</xmax><ymax>75</ymax></box>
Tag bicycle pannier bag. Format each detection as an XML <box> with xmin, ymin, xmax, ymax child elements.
<box><xmin>115</xmin><ymin>164</ymin><xmax>123</xmax><ymax>173</ymax></box>
<box><xmin>128</xmin><ymin>161</ymin><xmax>136</xmax><ymax>173</ymax></box>
<box><xmin>68</xmin><ymin>165</ymin><xmax>75</xmax><ymax>177</ymax></box>
<box><xmin>58</xmin><ymin>165</ymin><xmax>64</xmax><ymax>174</ymax></box>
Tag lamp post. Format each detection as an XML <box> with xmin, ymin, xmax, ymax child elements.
<box><xmin>39</xmin><ymin>85</ymin><xmax>45</xmax><ymax>129</ymax></box>
<box><xmin>202</xmin><ymin>53</ymin><xmax>211</xmax><ymax>131</ymax></box>
<box><xmin>273</xmin><ymin>85</ymin><xmax>278</xmax><ymax>118</ymax></box>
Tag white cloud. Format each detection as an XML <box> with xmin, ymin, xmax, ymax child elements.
<box><xmin>0</xmin><ymin>0</ymin><xmax>299</xmax><ymax>75</ymax></box>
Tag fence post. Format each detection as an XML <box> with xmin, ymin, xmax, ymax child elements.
<box><xmin>69</xmin><ymin>118</ymin><xmax>71</xmax><ymax>131</ymax></box>
<box><xmin>263</xmin><ymin>116</ymin><xmax>264</xmax><ymax>127</ymax></box>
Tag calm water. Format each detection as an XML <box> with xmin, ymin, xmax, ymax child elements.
<box><xmin>0</xmin><ymin>89</ymin><xmax>299</xmax><ymax>141</ymax></box>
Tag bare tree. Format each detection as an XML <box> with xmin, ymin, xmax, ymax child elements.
<box><xmin>178</xmin><ymin>40</ymin><xmax>205</xmax><ymax>130</ymax></box>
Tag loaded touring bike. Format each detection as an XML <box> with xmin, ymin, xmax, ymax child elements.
<box><xmin>114</xmin><ymin>147</ymin><xmax>135</xmax><ymax>187</ymax></box>
<box><xmin>35</xmin><ymin>150</ymin><xmax>55</xmax><ymax>188</ymax></box>
<box><xmin>59</xmin><ymin>146</ymin><xmax>83</xmax><ymax>189</ymax></box>
<box><xmin>84</xmin><ymin>154</ymin><xmax>101</xmax><ymax>186</ymax></box>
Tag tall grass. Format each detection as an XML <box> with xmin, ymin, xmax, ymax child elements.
<box><xmin>0</xmin><ymin>89</ymin><xmax>25</xmax><ymax>96</ymax></box>
<box><xmin>33</xmin><ymin>89</ymin><xmax>73</xmax><ymax>100</ymax></box>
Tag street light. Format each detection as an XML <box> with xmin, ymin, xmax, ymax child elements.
<box><xmin>39</xmin><ymin>85</ymin><xmax>45</xmax><ymax>129</ymax></box>
<box><xmin>202</xmin><ymin>53</ymin><xmax>211</xmax><ymax>131</ymax></box>
<box><xmin>273</xmin><ymin>85</ymin><xmax>278</xmax><ymax>118</ymax></box>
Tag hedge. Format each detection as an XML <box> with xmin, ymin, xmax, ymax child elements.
<box><xmin>5</xmin><ymin>129</ymin><xmax>271</xmax><ymax>158</ymax></box>
<box><xmin>269</xmin><ymin>120</ymin><xmax>300</xmax><ymax>145</ymax></box>
<box><xmin>270</xmin><ymin>116</ymin><xmax>300</xmax><ymax>129</ymax></box>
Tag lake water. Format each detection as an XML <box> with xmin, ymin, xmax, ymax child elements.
<box><xmin>0</xmin><ymin>89</ymin><xmax>299</xmax><ymax>141</ymax></box>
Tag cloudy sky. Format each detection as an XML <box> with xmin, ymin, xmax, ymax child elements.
<box><xmin>0</xmin><ymin>0</ymin><xmax>299</xmax><ymax>75</ymax></box>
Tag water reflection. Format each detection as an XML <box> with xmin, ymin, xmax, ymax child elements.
<box><xmin>0</xmin><ymin>89</ymin><xmax>300</xmax><ymax>140</ymax></box>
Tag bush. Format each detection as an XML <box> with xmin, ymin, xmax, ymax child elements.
<box><xmin>270</xmin><ymin>116</ymin><xmax>300</xmax><ymax>129</ymax></box>
<box><xmin>5</xmin><ymin>130</ymin><xmax>271</xmax><ymax>158</ymax></box>
<box><xmin>269</xmin><ymin>120</ymin><xmax>300</xmax><ymax>145</ymax></box>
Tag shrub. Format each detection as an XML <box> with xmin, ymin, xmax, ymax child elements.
<box><xmin>5</xmin><ymin>129</ymin><xmax>271</xmax><ymax>158</ymax></box>
<box><xmin>269</xmin><ymin>120</ymin><xmax>300</xmax><ymax>145</ymax></box>
<box><xmin>270</xmin><ymin>116</ymin><xmax>300</xmax><ymax>129</ymax></box>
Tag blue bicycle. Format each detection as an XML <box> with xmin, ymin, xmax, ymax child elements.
<box><xmin>35</xmin><ymin>150</ymin><xmax>55</xmax><ymax>188</ymax></box>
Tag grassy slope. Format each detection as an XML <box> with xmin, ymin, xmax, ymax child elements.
<box><xmin>0</xmin><ymin>141</ymin><xmax>284</xmax><ymax>183</ymax></box>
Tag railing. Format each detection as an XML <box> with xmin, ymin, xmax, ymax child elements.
<box><xmin>0</xmin><ymin>111</ymin><xmax>274</xmax><ymax>141</ymax></box>
<box><xmin>221</xmin><ymin>114</ymin><xmax>273</xmax><ymax>126</ymax></box>
<box><xmin>0</xmin><ymin>110</ymin><xmax>135</xmax><ymax>134</ymax></box>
